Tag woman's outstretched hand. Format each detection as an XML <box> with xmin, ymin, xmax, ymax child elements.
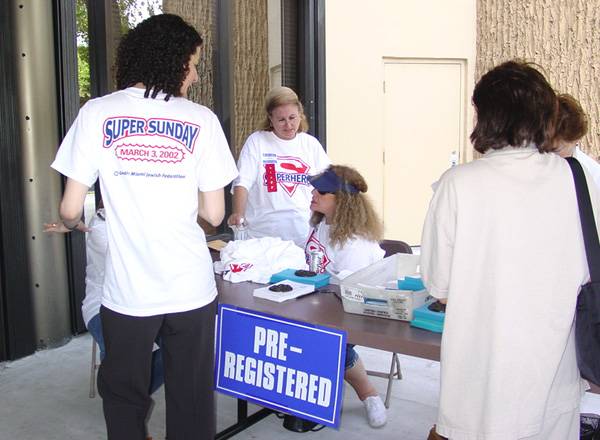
<box><xmin>43</xmin><ymin>220</ymin><xmax>90</xmax><ymax>233</ymax></box>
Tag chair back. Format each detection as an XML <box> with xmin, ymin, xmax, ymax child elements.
<box><xmin>380</xmin><ymin>239</ymin><xmax>412</xmax><ymax>257</ymax></box>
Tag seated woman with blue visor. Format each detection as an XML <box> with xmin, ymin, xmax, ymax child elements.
<box><xmin>304</xmin><ymin>165</ymin><xmax>387</xmax><ymax>428</ymax></box>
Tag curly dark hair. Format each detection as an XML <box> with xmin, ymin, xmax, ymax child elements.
<box><xmin>470</xmin><ymin>60</ymin><xmax>558</xmax><ymax>154</ymax></box>
<box><xmin>310</xmin><ymin>165</ymin><xmax>383</xmax><ymax>246</ymax></box>
<box><xmin>115</xmin><ymin>14</ymin><xmax>202</xmax><ymax>101</ymax></box>
<box><xmin>555</xmin><ymin>93</ymin><xmax>588</xmax><ymax>143</ymax></box>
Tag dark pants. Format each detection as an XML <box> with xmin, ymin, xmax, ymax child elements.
<box><xmin>87</xmin><ymin>313</ymin><xmax>164</xmax><ymax>395</ymax></box>
<box><xmin>97</xmin><ymin>300</ymin><xmax>217</xmax><ymax>440</ymax></box>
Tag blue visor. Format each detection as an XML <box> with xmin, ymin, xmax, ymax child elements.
<box><xmin>308</xmin><ymin>169</ymin><xmax>359</xmax><ymax>194</ymax></box>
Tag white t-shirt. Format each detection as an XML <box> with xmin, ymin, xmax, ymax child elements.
<box><xmin>52</xmin><ymin>87</ymin><xmax>238</xmax><ymax>316</ymax></box>
<box><xmin>304</xmin><ymin>221</ymin><xmax>384</xmax><ymax>280</ymax></box>
<box><xmin>574</xmin><ymin>146</ymin><xmax>600</xmax><ymax>192</ymax></box>
<box><xmin>420</xmin><ymin>146</ymin><xmax>599</xmax><ymax>440</ymax></box>
<box><xmin>81</xmin><ymin>209</ymin><xmax>107</xmax><ymax>326</ymax></box>
<box><xmin>232</xmin><ymin>131</ymin><xmax>330</xmax><ymax>246</ymax></box>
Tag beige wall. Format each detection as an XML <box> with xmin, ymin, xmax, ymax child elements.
<box><xmin>325</xmin><ymin>0</ymin><xmax>477</xmax><ymax>219</ymax></box>
<box><xmin>477</xmin><ymin>0</ymin><xmax>600</xmax><ymax>160</ymax></box>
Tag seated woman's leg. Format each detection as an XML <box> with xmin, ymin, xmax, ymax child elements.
<box><xmin>344</xmin><ymin>345</ymin><xmax>377</xmax><ymax>400</ymax></box>
<box><xmin>87</xmin><ymin>313</ymin><xmax>106</xmax><ymax>360</ymax></box>
<box><xmin>149</xmin><ymin>341</ymin><xmax>164</xmax><ymax>395</ymax></box>
<box><xmin>343</xmin><ymin>345</ymin><xmax>387</xmax><ymax>428</ymax></box>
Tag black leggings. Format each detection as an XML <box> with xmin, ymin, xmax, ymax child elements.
<box><xmin>98</xmin><ymin>300</ymin><xmax>217</xmax><ymax>440</ymax></box>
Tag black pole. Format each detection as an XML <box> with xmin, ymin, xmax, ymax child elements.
<box><xmin>296</xmin><ymin>0</ymin><xmax>326</xmax><ymax>147</ymax></box>
<box><xmin>0</xmin><ymin>1</ymin><xmax>36</xmax><ymax>360</ymax></box>
<box><xmin>214</xmin><ymin>0</ymin><xmax>234</xmax><ymax>236</ymax></box>
<box><xmin>52</xmin><ymin>0</ymin><xmax>87</xmax><ymax>334</ymax></box>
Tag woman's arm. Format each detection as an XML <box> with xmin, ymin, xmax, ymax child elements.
<box><xmin>227</xmin><ymin>186</ymin><xmax>249</xmax><ymax>226</ymax></box>
<box><xmin>58</xmin><ymin>178</ymin><xmax>89</xmax><ymax>230</ymax></box>
<box><xmin>198</xmin><ymin>188</ymin><xmax>225</xmax><ymax>227</ymax></box>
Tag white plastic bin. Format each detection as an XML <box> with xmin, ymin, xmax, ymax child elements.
<box><xmin>340</xmin><ymin>253</ymin><xmax>431</xmax><ymax>321</ymax></box>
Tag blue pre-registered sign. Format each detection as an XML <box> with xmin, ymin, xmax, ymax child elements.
<box><xmin>214</xmin><ymin>304</ymin><xmax>347</xmax><ymax>428</ymax></box>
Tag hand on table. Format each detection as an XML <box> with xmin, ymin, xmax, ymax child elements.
<box><xmin>227</xmin><ymin>213</ymin><xmax>245</xmax><ymax>226</ymax></box>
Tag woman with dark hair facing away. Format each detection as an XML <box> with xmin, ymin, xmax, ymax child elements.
<box><xmin>421</xmin><ymin>60</ymin><xmax>600</xmax><ymax>440</ymax></box>
<box><xmin>50</xmin><ymin>14</ymin><xmax>238</xmax><ymax>440</ymax></box>
<box><xmin>227</xmin><ymin>86</ymin><xmax>330</xmax><ymax>246</ymax></box>
<box><xmin>554</xmin><ymin>93</ymin><xmax>600</xmax><ymax>190</ymax></box>
<box><xmin>306</xmin><ymin>165</ymin><xmax>387</xmax><ymax>428</ymax></box>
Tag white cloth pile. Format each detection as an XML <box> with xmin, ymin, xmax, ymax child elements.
<box><xmin>214</xmin><ymin>237</ymin><xmax>307</xmax><ymax>283</ymax></box>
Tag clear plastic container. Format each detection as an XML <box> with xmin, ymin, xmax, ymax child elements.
<box><xmin>231</xmin><ymin>218</ymin><xmax>249</xmax><ymax>241</ymax></box>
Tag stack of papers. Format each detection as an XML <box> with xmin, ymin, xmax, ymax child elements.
<box><xmin>253</xmin><ymin>280</ymin><xmax>315</xmax><ymax>303</ymax></box>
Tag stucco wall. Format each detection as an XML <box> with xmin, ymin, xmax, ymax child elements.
<box><xmin>164</xmin><ymin>0</ymin><xmax>217</xmax><ymax>110</ymax></box>
<box><xmin>477</xmin><ymin>0</ymin><xmax>600</xmax><ymax>159</ymax></box>
<box><xmin>231</xmin><ymin>0</ymin><xmax>269</xmax><ymax>157</ymax></box>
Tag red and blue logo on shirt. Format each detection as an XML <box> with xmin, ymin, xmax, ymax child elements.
<box><xmin>102</xmin><ymin>116</ymin><xmax>200</xmax><ymax>163</ymax></box>
<box><xmin>262</xmin><ymin>155</ymin><xmax>311</xmax><ymax>196</ymax></box>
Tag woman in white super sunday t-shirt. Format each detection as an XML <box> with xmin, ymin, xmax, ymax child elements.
<box><xmin>305</xmin><ymin>165</ymin><xmax>387</xmax><ymax>429</ymax></box>
<box><xmin>227</xmin><ymin>86</ymin><xmax>330</xmax><ymax>247</ymax></box>
<box><xmin>49</xmin><ymin>14</ymin><xmax>238</xmax><ymax>440</ymax></box>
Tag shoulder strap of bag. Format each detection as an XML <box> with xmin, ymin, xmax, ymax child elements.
<box><xmin>566</xmin><ymin>156</ymin><xmax>600</xmax><ymax>282</ymax></box>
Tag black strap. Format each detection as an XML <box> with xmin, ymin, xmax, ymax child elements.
<box><xmin>566</xmin><ymin>157</ymin><xmax>600</xmax><ymax>282</ymax></box>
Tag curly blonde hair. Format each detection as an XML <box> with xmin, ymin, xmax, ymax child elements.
<box><xmin>258</xmin><ymin>86</ymin><xmax>309</xmax><ymax>133</ymax></box>
<box><xmin>310</xmin><ymin>165</ymin><xmax>383</xmax><ymax>246</ymax></box>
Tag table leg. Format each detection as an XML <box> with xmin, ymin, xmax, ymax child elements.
<box><xmin>215</xmin><ymin>399</ymin><xmax>273</xmax><ymax>439</ymax></box>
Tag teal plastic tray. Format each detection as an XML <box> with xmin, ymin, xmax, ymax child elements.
<box><xmin>410</xmin><ymin>302</ymin><xmax>445</xmax><ymax>333</ymax></box>
<box><xmin>269</xmin><ymin>269</ymin><xmax>330</xmax><ymax>288</ymax></box>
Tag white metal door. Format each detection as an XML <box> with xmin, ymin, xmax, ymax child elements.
<box><xmin>383</xmin><ymin>59</ymin><xmax>465</xmax><ymax>245</ymax></box>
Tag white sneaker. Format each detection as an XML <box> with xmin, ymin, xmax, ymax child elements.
<box><xmin>362</xmin><ymin>395</ymin><xmax>387</xmax><ymax>428</ymax></box>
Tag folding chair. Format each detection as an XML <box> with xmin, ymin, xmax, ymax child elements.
<box><xmin>365</xmin><ymin>239</ymin><xmax>412</xmax><ymax>408</ymax></box>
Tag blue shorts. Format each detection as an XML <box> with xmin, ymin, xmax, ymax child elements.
<box><xmin>345</xmin><ymin>344</ymin><xmax>359</xmax><ymax>369</ymax></box>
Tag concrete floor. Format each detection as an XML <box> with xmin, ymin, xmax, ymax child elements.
<box><xmin>1</xmin><ymin>334</ymin><xmax>599</xmax><ymax>440</ymax></box>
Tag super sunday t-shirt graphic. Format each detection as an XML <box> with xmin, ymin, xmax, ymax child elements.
<box><xmin>103</xmin><ymin>116</ymin><xmax>200</xmax><ymax>166</ymax></box>
<box><xmin>262</xmin><ymin>153</ymin><xmax>311</xmax><ymax>196</ymax></box>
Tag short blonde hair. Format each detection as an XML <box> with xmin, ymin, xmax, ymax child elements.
<box><xmin>258</xmin><ymin>86</ymin><xmax>309</xmax><ymax>133</ymax></box>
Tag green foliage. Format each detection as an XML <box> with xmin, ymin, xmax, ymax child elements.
<box><xmin>77</xmin><ymin>46</ymin><xmax>90</xmax><ymax>101</ymax></box>
<box><xmin>74</xmin><ymin>0</ymin><xmax>163</xmax><ymax>100</ymax></box>
<box><xmin>76</xmin><ymin>0</ymin><xmax>88</xmax><ymax>45</ymax></box>
<box><xmin>118</xmin><ymin>0</ymin><xmax>163</xmax><ymax>33</ymax></box>
<box><xmin>76</xmin><ymin>0</ymin><xmax>89</xmax><ymax>100</ymax></box>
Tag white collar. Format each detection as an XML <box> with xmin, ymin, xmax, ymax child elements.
<box><xmin>484</xmin><ymin>144</ymin><xmax>539</xmax><ymax>157</ymax></box>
